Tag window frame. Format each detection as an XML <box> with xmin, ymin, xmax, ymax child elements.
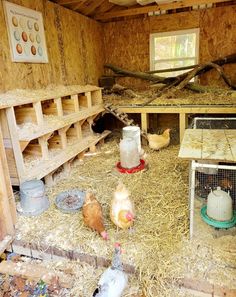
<box><xmin>149</xmin><ymin>28</ymin><xmax>200</xmax><ymax>75</ymax></box>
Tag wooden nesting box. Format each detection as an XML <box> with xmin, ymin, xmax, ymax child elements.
<box><xmin>0</xmin><ymin>85</ymin><xmax>110</xmax><ymax>186</ymax></box>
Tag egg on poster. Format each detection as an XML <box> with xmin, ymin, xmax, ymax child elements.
<box><xmin>29</xmin><ymin>33</ymin><xmax>35</xmax><ymax>43</ymax></box>
<box><xmin>38</xmin><ymin>46</ymin><xmax>43</xmax><ymax>56</ymax></box>
<box><xmin>34</xmin><ymin>22</ymin><xmax>39</xmax><ymax>31</ymax></box>
<box><xmin>36</xmin><ymin>34</ymin><xmax>41</xmax><ymax>44</ymax></box>
<box><xmin>22</xmin><ymin>31</ymin><xmax>28</xmax><ymax>42</ymax></box>
<box><xmin>24</xmin><ymin>44</ymin><xmax>30</xmax><ymax>56</ymax></box>
<box><xmin>12</xmin><ymin>16</ymin><xmax>18</xmax><ymax>27</ymax></box>
<box><xmin>27</xmin><ymin>20</ymin><xmax>33</xmax><ymax>30</ymax></box>
<box><xmin>19</xmin><ymin>18</ymin><xmax>25</xmax><ymax>30</ymax></box>
<box><xmin>14</xmin><ymin>30</ymin><xmax>20</xmax><ymax>41</ymax></box>
<box><xmin>31</xmin><ymin>45</ymin><xmax>36</xmax><ymax>55</ymax></box>
<box><xmin>16</xmin><ymin>43</ymin><xmax>23</xmax><ymax>54</ymax></box>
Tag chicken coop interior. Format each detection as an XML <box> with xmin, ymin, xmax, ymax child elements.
<box><xmin>1</xmin><ymin>0</ymin><xmax>236</xmax><ymax>296</ymax></box>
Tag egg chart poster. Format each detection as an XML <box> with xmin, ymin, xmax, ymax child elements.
<box><xmin>3</xmin><ymin>1</ymin><xmax>48</xmax><ymax>63</ymax></box>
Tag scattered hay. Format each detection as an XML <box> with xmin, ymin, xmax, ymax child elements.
<box><xmin>103</xmin><ymin>88</ymin><xmax>236</xmax><ymax>106</ymax></box>
<box><xmin>15</xmin><ymin>139</ymin><xmax>236</xmax><ymax>296</ymax></box>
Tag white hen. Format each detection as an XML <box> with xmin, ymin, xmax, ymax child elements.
<box><xmin>93</xmin><ymin>243</ymin><xmax>128</xmax><ymax>297</ymax></box>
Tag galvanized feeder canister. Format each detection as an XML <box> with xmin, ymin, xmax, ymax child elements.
<box><xmin>19</xmin><ymin>179</ymin><xmax>49</xmax><ymax>216</ymax></box>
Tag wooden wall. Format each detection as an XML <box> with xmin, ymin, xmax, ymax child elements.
<box><xmin>0</xmin><ymin>0</ymin><xmax>104</xmax><ymax>92</ymax></box>
<box><xmin>102</xmin><ymin>5</ymin><xmax>236</xmax><ymax>89</ymax></box>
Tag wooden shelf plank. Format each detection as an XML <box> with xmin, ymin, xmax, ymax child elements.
<box><xmin>21</xmin><ymin>130</ymin><xmax>111</xmax><ymax>182</ymax></box>
<box><xmin>119</xmin><ymin>105</ymin><xmax>236</xmax><ymax>114</ymax></box>
<box><xmin>0</xmin><ymin>85</ymin><xmax>102</xmax><ymax>110</ymax></box>
<box><xmin>202</xmin><ymin>129</ymin><xmax>233</xmax><ymax>161</ymax></box>
<box><xmin>178</xmin><ymin>129</ymin><xmax>202</xmax><ymax>160</ymax></box>
<box><xmin>224</xmin><ymin>130</ymin><xmax>236</xmax><ymax>162</ymax></box>
<box><xmin>179</xmin><ymin>129</ymin><xmax>236</xmax><ymax>162</ymax></box>
<box><xmin>18</xmin><ymin>105</ymin><xmax>104</xmax><ymax>142</ymax></box>
<box><xmin>0</xmin><ymin>261</ymin><xmax>73</xmax><ymax>288</ymax></box>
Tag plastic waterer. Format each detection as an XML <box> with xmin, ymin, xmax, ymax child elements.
<box><xmin>122</xmin><ymin>126</ymin><xmax>141</xmax><ymax>153</ymax></box>
<box><xmin>207</xmin><ymin>186</ymin><xmax>233</xmax><ymax>221</ymax></box>
<box><xmin>120</xmin><ymin>137</ymin><xmax>140</xmax><ymax>169</ymax></box>
<box><xmin>19</xmin><ymin>179</ymin><xmax>49</xmax><ymax>216</ymax></box>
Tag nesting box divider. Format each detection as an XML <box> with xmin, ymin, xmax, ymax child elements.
<box><xmin>38</xmin><ymin>133</ymin><xmax>53</xmax><ymax>160</ymax></box>
<box><xmin>5</xmin><ymin>107</ymin><xmax>25</xmax><ymax>174</ymax></box>
<box><xmin>85</xmin><ymin>91</ymin><xmax>92</xmax><ymax>108</ymax></box>
<box><xmin>54</xmin><ymin>97</ymin><xmax>63</xmax><ymax>116</ymax></box>
<box><xmin>74</xmin><ymin>122</ymin><xmax>82</xmax><ymax>139</ymax></box>
<box><xmin>71</xmin><ymin>94</ymin><xmax>79</xmax><ymax>112</ymax></box>
<box><xmin>58</xmin><ymin>125</ymin><xmax>70</xmax><ymax>149</ymax></box>
<box><xmin>33</xmin><ymin>102</ymin><xmax>44</xmax><ymax>125</ymax></box>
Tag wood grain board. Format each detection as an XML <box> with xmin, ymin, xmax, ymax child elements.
<box><xmin>178</xmin><ymin>129</ymin><xmax>236</xmax><ymax>162</ymax></box>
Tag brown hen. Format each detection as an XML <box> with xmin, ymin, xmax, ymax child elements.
<box><xmin>82</xmin><ymin>192</ymin><xmax>108</xmax><ymax>240</ymax></box>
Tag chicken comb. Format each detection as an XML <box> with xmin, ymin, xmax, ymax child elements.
<box><xmin>114</xmin><ymin>242</ymin><xmax>121</xmax><ymax>248</ymax></box>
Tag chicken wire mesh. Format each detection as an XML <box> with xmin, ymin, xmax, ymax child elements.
<box><xmin>195</xmin><ymin>165</ymin><xmax>236</xmax><ymax>210</ymax></box>
<box><xmin>191</xmin><ymin>117</ymin><xmax>236</xmax><ymax>210</ymax></box>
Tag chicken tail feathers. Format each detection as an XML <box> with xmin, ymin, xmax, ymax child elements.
<box><xmin>92</xmin><ymin>287</ymin><xmax>99</xmax><ymax>296</ymax></box>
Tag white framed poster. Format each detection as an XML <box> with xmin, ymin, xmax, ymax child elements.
<box><xmin>3</xmin><ymin>1</ymin><xmax>48</xmax><ymax>63</ymax></box>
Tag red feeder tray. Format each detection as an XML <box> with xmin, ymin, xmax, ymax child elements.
<box><xmin>116</xmin><ymin>159</ymin><xmax>145</xmax><ymax>174</ymax></box>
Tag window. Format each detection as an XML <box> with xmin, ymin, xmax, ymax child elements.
<box><xmin>150</xmin><ymin>28</ymin><xmax>199</xmax><ymax>77</ymax></box>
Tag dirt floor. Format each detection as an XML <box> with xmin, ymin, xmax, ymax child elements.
<box><xmin>12</xmin><ymin>132</ymin><xmax>236</xmax><ymax>297</ymax></box>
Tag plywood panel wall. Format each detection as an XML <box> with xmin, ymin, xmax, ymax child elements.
<box><xmin>199</xmin><ymin>5</ymin><xmax>236</xmax><ymax>87</ymax></box>
<box><xmin>103</xmin><ymin>5</ymin><xmax>236</xmax><ymax>89</ymax></box>
<box><xmin>0</xmin><ymin>0</ymin><xmax>104</xmax><ymax>92</ymax></box>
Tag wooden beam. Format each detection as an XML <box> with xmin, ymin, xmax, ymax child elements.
<box><xmin>0</xmin><ymin>235</ymin><xmax>13</xmax><ymax>255</ymax></box>
<box><xmin>95</xmin><ymin>0</ymin><xmax>232</xmax><ymax>20</ymax></box>
<box><xmin>56</xmin><ymin>0</ymin><xmax>82</xmax><ymax>5</ymax></box>
<box><xmin>82</xmin><ymin>0</ymin><xmax>106</xmax><ymax>16</ymax></box>
<box><xmin>72</xmin><ymin>0</ymin><xmax>88</xmax><ymax>11</ymax></box>
<box><xmin>0</xmin><ymin>261</ymin><xmax>73</xmax><ymax>288</ymax></box>
<box><xmin>95</xmin><ymin>1</ymin><xmax>116</xmax><ymax>13</ymax></box>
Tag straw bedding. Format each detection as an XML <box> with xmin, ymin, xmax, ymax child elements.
<box><xmin>103</xmin><ymin>88</ymin><xmax>236</xmax><ymax>106</ymax></box>
<box><xmin>15</xmin><ymin>137</ymin><xmax>236</xmax><ymax>296</ymax></box>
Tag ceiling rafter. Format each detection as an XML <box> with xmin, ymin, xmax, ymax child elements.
<box><xmin>81</xmin><ymin>0</ymin><xmax>107</xmax><ymax>15</ymax></box>
<box><xmin>95</xmin><ymin>0</ymin><xmax>232</xmax><ymax>20</ymax></box>
<box><xmin>56</xmin><ymin>0</ymin><xmax>82</xmax><ymax>5</ymax></box>
<box><xmin>71</xmin><ymin>0</ymin><xmax>89</xmax><ymax>11</ymax></box>
<box><xmin>95</xmin><ymin>2</ymin><xmax>117</xmax><ymax>14</ymax></box>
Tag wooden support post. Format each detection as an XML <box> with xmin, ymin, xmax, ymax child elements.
<box><xmin>179</xmin><ymin>113</ymin><xmax>186</xmax><ymax>143</ymax></box>
<box><xmin>5</xmin><ymin>107</ymin><xmax>25</xmax><ymax>175</ymax></box>
<box><xmin>33</xmin><ymin>102</ymin><xmax>44</xmax><ymax>125</ymax></box>
<box><xmin>54</xmin><ymin>98</ymin><xmax>63</xmax><ymax>116</ymax></box>
<box><xmin>141</xmin><ymin>113</ymin><xmax>149</xmax><ymax>132</ymax></box>
<box><xmin>141</xmin><ymin>113</ymin><xmax>149</xmax><ymax>145</ymax></box>
<box><xmin>71</xmin><ymin>94</ymin><xmax>79</xmax><ymax>112</ymax></box>
<box><xmin>85</xmin><ymin>92</ymin><xmax>92</xmax><ymax>108</ymax></box>
<box><xmin>0</xmin><ymin>125</ymin><xmax>16</xmax><ymax>237</ymax></box>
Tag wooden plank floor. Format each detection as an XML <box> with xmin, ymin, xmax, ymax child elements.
<box><xmin>178</xmin><ymin>129</ymin><xmax>236</xmax><ymax>162</ymax></box>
